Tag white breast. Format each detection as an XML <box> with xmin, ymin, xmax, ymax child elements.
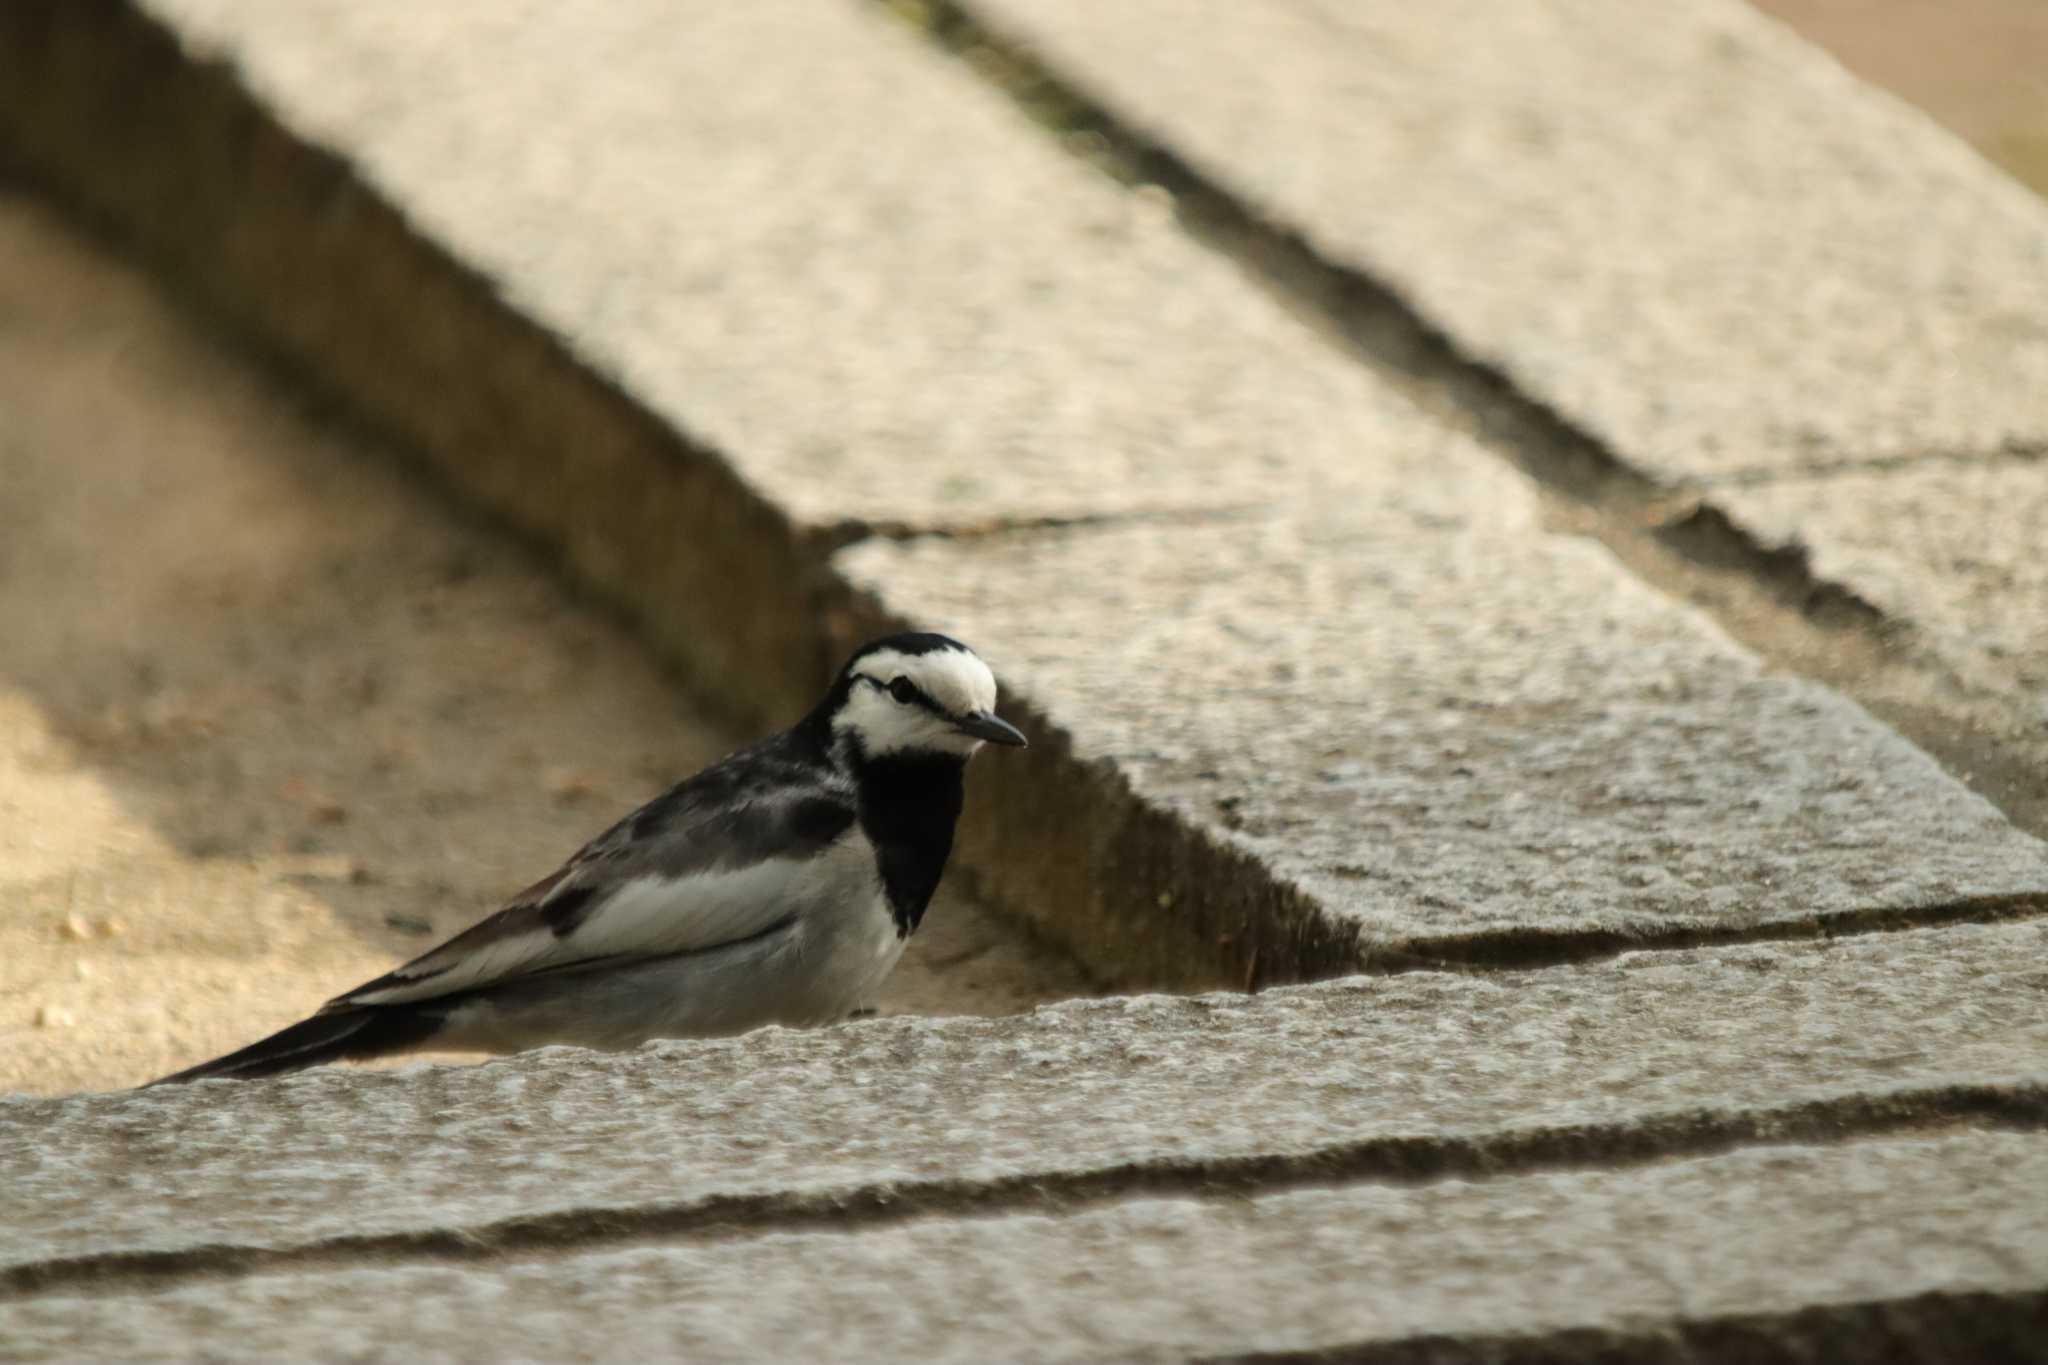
<box><xmin>787</xmin><ymin>858</ymin><xmax>910</xmax><ymax>1023</ymax></box>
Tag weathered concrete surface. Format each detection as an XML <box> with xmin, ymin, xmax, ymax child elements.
<box><xmin>139</xmin><ymin>0</ymin><xmax>1449</xmax><ymax>532</ymax></box>
<box><xmin>11</xmin><ymin>1131</ymin><xmax>2048</xmax><ymax>1361</ymax></box>
<box><xmin>842</xmin><ymin>496</ymin><xmax>2048</xmax><ymax>961</ymax></box>
<box><xmin>962</xmin><ymin>0</ymin><xmax>2048</xmax><ymax>484</ymax></box>
<box><xmin>951</xmin><ymin>0</ymin><xmax>2048</xmax><ymax>814</ymax></box>
<box><xmin>8</xmin><ymin>920</ymin><xmax>2048</xmax><ymax>1271</ymax></box>
<box><xmin>1714</xmin><ymin>460</ymin><xmax>2048</xmax><ymax>703</ymax></box>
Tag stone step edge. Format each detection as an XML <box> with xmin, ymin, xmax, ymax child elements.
<box><xmin>1234</xmin><ymin>1286</ymin><xmax>2048</xmax><ymax>1365</ymax></box>
<box><xmin>7</xmin><ymin>1074</ymin><xmax>2044</xmax><ymax>1299</ymax></box>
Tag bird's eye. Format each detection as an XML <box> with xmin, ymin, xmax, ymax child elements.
<box><xmin>887</xmin><ymin>677</ymin><xmax>920</xmax><ymax>705</ymax></box>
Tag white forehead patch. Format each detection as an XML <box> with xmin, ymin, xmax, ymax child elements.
<box><xmin>835</xmin><ymin>644</ymin><xmax>1002</xmax><ymax>759</ymax></box>
<box><xmin>850</xmin><ymin>646</ymin><xmax>998</xmax><ymax>716</ymax></box>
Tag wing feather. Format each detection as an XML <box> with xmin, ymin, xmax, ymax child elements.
<box><xmin>325</xmin><ymin>748</ymin><xmax>857</xmax><ymax>1011</ymax></box>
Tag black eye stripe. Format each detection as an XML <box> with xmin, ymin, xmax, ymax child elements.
<box><xmin>876</xmin><ymin>675</ymin><xmax>946</xmax><ymax>714</ymax></box>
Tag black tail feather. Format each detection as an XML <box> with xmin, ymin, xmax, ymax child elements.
<box><xmin>149</xmin><ymin>1006</ymin><xmax>445</xmax><ymax>1085</ymax></box>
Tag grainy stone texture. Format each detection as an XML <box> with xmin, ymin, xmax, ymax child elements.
<box><xmin>143</xmin><ymin>0</ymin><xmax>1458</xmax><ymax>530</ymax></box>
<box><xmin>963</xmin><ymin>0</ymin><xmax>2048</xmax><ymax>483</ymax></box>
<box><xmin>12</xmin><ymin>1132</ymin><xmax>2048</xmax><ymax>1362</ymax></box>
<box><xmin>1716</xmin><ymin>461</ymin><xmax>2048</xmax><ymax>702</ymax></box>
<box><xmin>955</xmin><ymin>0</ymin><xmax>2048</xmax><ymax>765</ymax></box>
<box><xmin>841</xmin><ymin>497</ymin><xmax>2048</xmax><ymax>953</ymax></box>
<box><xmin>8</xmin><ymin>919</ymin><xmax>2048</xmax><ymax>1270</ymax></box>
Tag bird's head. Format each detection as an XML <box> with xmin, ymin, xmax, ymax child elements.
<box><xmin>822</xmin><ymin>633</ymin><xmax>1027</xmax><ymax>763</ymax></box>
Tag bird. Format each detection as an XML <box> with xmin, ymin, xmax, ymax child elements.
<box><xmin>151</xmin><ymin>632</ymin><xmax>1027</xmax><ymax>1084</ymax></box>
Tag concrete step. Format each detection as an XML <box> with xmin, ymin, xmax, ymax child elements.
<box><xmin>842</xmin><ymin>488</ymin><xmax>2046</xmax><ymax>974</ymax></box>
<box><xmin>960</xmin><ymin>0</ymin><xmax>2048</xmax><ymax>481</ymax></box>
<box><xmin>8</xmin><ymin>920</ymin><xmax>2048</xmax><ymax>1353</ymax></box>
<box><xmin>12</xmin><ymin>1130</ymin><xmax>2048</xmax><ymax>1361</ymax></box>
<box><xmin>950</xmin><ymin>0</ymin><xmax>2048</xmax><ymax>823</ymax></box>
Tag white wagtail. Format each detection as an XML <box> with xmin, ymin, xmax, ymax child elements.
<box><xmin>153</xmin><ymin>633</ymin><xmax>1026</xmax><ymax>1084</ymax></box>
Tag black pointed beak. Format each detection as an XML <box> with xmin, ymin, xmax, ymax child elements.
<box><xmin>954</xmin><ymin>710</ymin><xmax>1028</xmax><ymax>747</ymax></box>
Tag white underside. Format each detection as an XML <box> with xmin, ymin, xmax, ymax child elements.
<box><xmin>433</xmin><ymin>844</ymin><xmax>909</xmax><ymax>1054</ymax></box>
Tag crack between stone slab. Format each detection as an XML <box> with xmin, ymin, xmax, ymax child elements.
<box><xmin>1699</xmin><ymin>438</ymin><xmax>2048</xmax><ymax>490</ymax></box>
<box><xmin>1209</xmin><ymin>1286</ymin><xmax>2048</xmax><ymax>1364</ymax></box>
<box><xmin>874</xmin><ymin>0</ymin><xmax>2048</xmax><ymax>845</ymax></box>
<box><xmin>8</xmin><ymin>1082</ymin><xmax>2047</xmax><ymax>1301</ymax></box>
<box><xmin>1355</xmin><ymin>892</ymin><xmax>2048</xmax><ymax>978</ymax></box>
<box><xmin>872</xmin><ymin>0</ymin><xmax>1894</xmax><ymax>633</ymax></box>
<box><xmin>806</xmin><ymin>500</ymin><xmax>1268</xmax><ymax>554</ymax></box>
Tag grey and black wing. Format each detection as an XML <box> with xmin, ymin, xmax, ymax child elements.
<box><xmin>150</xmin><ymin>746</ymin><xmax>857</xmax><ymax>1083</ymax></box>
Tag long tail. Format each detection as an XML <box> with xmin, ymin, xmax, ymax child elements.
<box><xmin>149</xmin><ymin>1005</ymin><xmax>446</xmax><ymax>1085</ymax></box>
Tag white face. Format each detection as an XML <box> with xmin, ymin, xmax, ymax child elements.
<box><xmin>832</xmin><ymin>645</ymin><xmax>1002</xmax><ymax>759</ymax></box>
